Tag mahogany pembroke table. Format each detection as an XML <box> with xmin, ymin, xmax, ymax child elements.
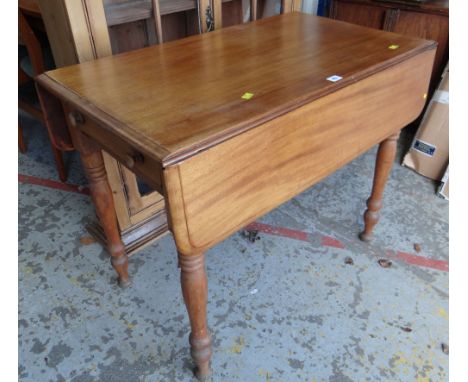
<box><xmin>36</xmin><ymin>13</ymin><xmax>436</xmax><ymax>380</ymax></box>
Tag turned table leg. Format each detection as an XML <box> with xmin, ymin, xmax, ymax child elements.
<box><xmin>359</xmin><ymin>131</ymin><xmax>400</xmax><ymax>242</ymax></box>
<box><xmin>179</xmin><ymin>252</ymin><xmax>212</xmax><ymax>381</ymax></box>
<box><xmin>71</xmin><ymin>124</ymin><xmax>130</xmax><ymax>287</ymax></box>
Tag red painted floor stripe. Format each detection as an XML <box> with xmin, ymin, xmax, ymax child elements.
<box><xmin>20</xmin><ymin>173</ymin><xmax>448</xmax><ymax>273</ymax></box>
<box><xmin>246</xmin><ymin>222</ymin><xmax>309</xmax><ymax>242</ymax></box>
<box><xmin>321</xmin><ymin>235</ymin><xmax>345</xmax><ymax>249</ymax></box>
<box><xmin>19</xmin><ymin>174</ymin><xmax>90</xmax><ymax>195</ymax></box>
<box><xmin>391</xmin><ymin>250</ymin><xmax>449</xmax><ymax>272</ymax></box>
<box><xmin>245</xmin><ymin>222</ymin><xmax>448</xmax><ymax>273</ymax></box>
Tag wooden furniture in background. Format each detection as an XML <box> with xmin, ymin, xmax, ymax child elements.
<box><xmin>329</xmin><ymin>0</ymin><xmax>448</xmax><ymax>95</ymax></box>
<box><xmin>37</xmin><ymin>0</ymin><xmax>301</xmax><ymax>254</ymax></box>
<box><xmin>102</xmin><ymin>0</ymin><xmax>247</xmax><ymax>50</ymax></box>
<box><xmin>35</xmin><ymin>0</ymin><xmax>238</xmax><ymax>253</ymax></box>
<box><xmin>37</xmin><ymin>13</ymin><xmax>435</xmax><ymax>379</ymax></box>
<box><xmin>38</xmin><ymin>0</ymin><xmax>200</xmax><ymax>254</ymax></box>
<box><xmin>19</xmin><ymin>2</ymin><xmax>68</xmax><ymax>181</ymax></box>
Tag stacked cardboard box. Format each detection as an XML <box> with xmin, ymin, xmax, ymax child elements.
<box><xmin>403</xmin><ymin>64</ymin><xmax>449</xmax><ymax>199</ymax></box>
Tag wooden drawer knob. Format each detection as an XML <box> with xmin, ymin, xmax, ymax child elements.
<box><xmin>124</xmin><ymin>152</ymin><xmax>144</xmax><ymax>169</ymax></box>
<box><xmin>68</xmin><ymin>111</ymin><xmax>85</xmax><ymax>126</ymax></box>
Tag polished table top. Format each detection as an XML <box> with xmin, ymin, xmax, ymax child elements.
<box><xmin>44</xmin><ymin>12</ymin><xmax>435</xmax><ymax>166</ymax></box>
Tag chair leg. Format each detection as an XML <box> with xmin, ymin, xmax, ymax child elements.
<box><xmin>19</xmin><ymin>124</ymin><xmax>27</xmax><ymax>153</ymax></box>
<box><xmin>51</xmin><ymin>144</ymin><xmax>68</xmax><ymax>182</ymax></box>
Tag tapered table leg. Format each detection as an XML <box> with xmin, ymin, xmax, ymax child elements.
<box><xmin>179</xmin><ymin>252</ymin><xmax>212</xmax><ymax>381</ymax></box>
<box><xmin>359</xmin><ymin>131</ymin><xmax>400</xmax><ymax>242</ymax></box>
<box><xmin>72</xmin><ymin>127</ymin><xmax>130</xmax><ymax>287</ymax></box>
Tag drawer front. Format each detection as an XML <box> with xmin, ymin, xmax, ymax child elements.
<box><xmin>64</xmin><ymin>104</ymin><xmax>164</xmax><ymax>193</ymax></box>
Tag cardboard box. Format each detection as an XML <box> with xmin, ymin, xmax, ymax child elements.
<box><xmin>438</xmin><ymin>165</ymin><xmax>449</xmax><ymax>200</ymax></box>
<box><xmin>403</xmin><ymin>64</ymin><xmax>449</xmax><ymax>180</ymax></box>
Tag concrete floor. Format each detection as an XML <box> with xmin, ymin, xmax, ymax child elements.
<box><xmin>19</xmin><ymin>112</ymin><xmax>449</xmax><ymax>382</ymax></box>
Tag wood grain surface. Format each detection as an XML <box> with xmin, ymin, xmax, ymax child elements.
<box><xmin>39</xmin><ymin>12</ymin><xmax>436</xmax><ymax>167</ymax></box>
<box><xmin>164</xmin><ymin>49</ymin><xmax>434</xmax><ymax>253</ymax></box>
<box><xmin>330</xmin><ymin>0</ymin><xmax>448</xmax><ymax>16</ymax></box>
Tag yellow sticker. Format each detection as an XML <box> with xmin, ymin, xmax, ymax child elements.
<box><xmin>241</xmin><ymin>92</ymin><xmax>254</xmax><ymax>100</ymax></box>
<box><xmin>388</xmin><ymin>44</ymin><xmax>400</xmax><ymax>50</ymax></box>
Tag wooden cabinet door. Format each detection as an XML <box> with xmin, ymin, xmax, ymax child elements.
<box><xmin>392</xmin><ymin>10</ymin><xmax>448</xmax><ymax>87</ymax></box>
<box><xmin>330</xmin><ymin>1</ymin><xmax>386</xmax><ymax>29</ymax></box>
<box><xmin>329</xmin><ymin>0</ymin><xmax>448</xmax><ymax>100</ymax></box>
<box><xmin>38</xmin><ymin>0</ymin><xmax>248</xmax><ymax>254</ymax></box>
<box><xmin>38</xmin><ymin>0</ymin><xmax>170</xmax><ymax>254</ymax></box>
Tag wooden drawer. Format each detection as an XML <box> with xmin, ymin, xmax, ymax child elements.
<box><xmin>64</xmin><ymin>104</ymin><xmax>164</xmax><ymax>194</ymax></box>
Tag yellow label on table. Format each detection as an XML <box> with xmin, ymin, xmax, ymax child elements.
<box><xmin>388</xmin><ymin>44</ymin><xmax>400</xmax><ymax>50</ymax></box>
<box><xmin>241</xmin><ymin>92</ymin><xmax>254</xmax><ymax>100</ymax></box>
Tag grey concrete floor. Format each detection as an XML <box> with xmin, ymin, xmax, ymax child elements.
<box><xmin>19</xmin><ymin>112</ymin><xmax>449</xmax><ymax>382</ymax></box>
